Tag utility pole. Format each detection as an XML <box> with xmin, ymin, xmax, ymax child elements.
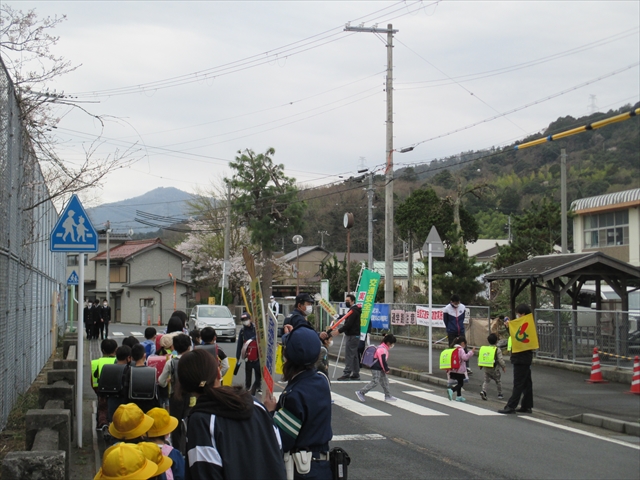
<box><xmin>561</xmin><ymin>149</ymin><xmax>568</xmax><ymax>253</ymax></box>
<box><xmin>318</xmin><ymin>230</ymin><xmax>329</xmax><ymax>249</ymax></box>
<box><xmin>105</xmin><ymin>220</ymin><xmax>110</xmax><ymax>308</ymax></box>
<box><xmin>222</xmin><ymin>183</ymin><xmax>231</xmax><ymax>305</ymax></box>
<box><xmin>344</xmin><ymin>23</ymin><xmax>398</xmax><ymax>303</ymax></box>
<box><xmin>367</xmin><ymin>172</ymin><xmax>374</xmax><ymax>269</ymax></box>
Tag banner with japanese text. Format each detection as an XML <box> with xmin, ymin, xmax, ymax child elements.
<box><xmin>370</xmin><ymin>304</ymin><xmax>389</xmax><ymax>329</ymax></box>
<box><xmin>354</xmin><ymin>269</ymin><xmax>381</xmax><ymax>336</ymax></box>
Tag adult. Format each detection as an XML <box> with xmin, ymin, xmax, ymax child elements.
<box><xmin>269</xmin><ymin>295</ymin><xmax>280</xmax><ymax>317</ymax></box>
<box><xmin>91</xmin><ymin>300</ymin><xmax>102</xmax><ymax>340</ymax></box>
<box><xmin>498</xmin><ymin>304</ymin><xmax>534</xmax><ymax>414</ymax></box>
<box><xmin>179</xmin><ymin>349</ymin><xmax>286</xmax><ymax>479</ymax></box>
<box><xmin>284</xmin><ymin>293</ymin><xmax>315</xmax><ymax>332</ymax></box>
<box><xmin>334</xmin><ymin>294</ymin><xmax>362</xmax><ymax>381</ymax></box>
<box><xmin>84</xmin><ymin>300</ymin><xmax>93</xmax><ymax>340</ymax></box>
<box><xmin>266</xmin><ymin>325</ymin><xmax>332</xmax><ymax>479</ymax></box>
<box><xmin>101</xmin><ymin>299</ymin><xmax>112</xmax><ymax>339</ymax></box>
<box><xmin>171</xmin><ymin>310</ymin><xmax>190</xmax><ymax>333</ymax></box>
<box><xmin>235</xmin><ymin>313</ymin><xmax>261</xmax><ymax>395</ymax></box>
<box><xmin>442</xmin><ymin>294</ymin><xmax>466</xmax><ymax>347</ymax></box>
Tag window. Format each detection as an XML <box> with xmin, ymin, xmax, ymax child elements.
<box><xmin>583</xmin><ymin>210</ymin><xmax>629</xmax><ymax>248</ymax></box>
<box><xmin>67</xmin><ymin>255</ymin><xmax>88</xmax><ymax>266</ymax></box>
<box><xmin>109</xmin><ymin>266</ymin><xmax>127</xmax><ymax>283</ymax></box>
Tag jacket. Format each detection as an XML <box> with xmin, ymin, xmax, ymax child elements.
<box><xmin>338</xmin><ymin>305</ymin><xmax>361</xmax><ymax>337</ymax></box>
<box><xmin>235</xmin><ymin>324</ymin><xmax>257</xmax><ymax>360</ymax></box>
<box><xmin>284</xmin><ymin>309</ymin><xmax>310</xmax><ymax>331</ymax></box>
<box><xmin>442</xmin><ymin>303</ymin><xmax>466</xmax><ymax>336</ymax></box>
<box><xmin>450</xmin><ymin>344</ymin><xmax>474</xmax><ymax>374</ymax></box>
<box><xmin>371</xmin><ymin>343</ymin><xmax>390</xmax><ymax>372</ymax></box>
<box><xmin>185</xmin><ymin>392</ymin><xmax>286</xmax><ymax>480</ymax></box>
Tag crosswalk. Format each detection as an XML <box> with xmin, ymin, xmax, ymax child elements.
<box><xmin>111</xmin><ymin>331</ymin><xmax>144</xmax><ymax>337</ymax></box>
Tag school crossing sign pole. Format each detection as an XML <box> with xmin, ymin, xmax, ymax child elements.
<box><xmin>50</xmin><ymin>194</ymin><xmax>98</xmax><ymax>448</ymax></box>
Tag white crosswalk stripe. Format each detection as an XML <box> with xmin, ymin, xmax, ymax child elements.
<box><xmin>331</xmin><ymin>392</ymin><xmax>391</xmax><ymax>417</ymax></box>
<box><xmin>365</xmin><ymin>391</ymin><xmax>447</xmax><ymax>416</ymax></box>
<box><xmin>111</xmin><ymin>332</ymin><xmax>124</xmax><ymax>336</ymax></box>
<box><xmin>130</xmin><ymin>331</ymin><xmax>144</xmax><ymax>337</ymax></box>
<box><xmin>404</xmin><ymin>391</ymin><xmax>501</xmax><ymax>416</ymax></box>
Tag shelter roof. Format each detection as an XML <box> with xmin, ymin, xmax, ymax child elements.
<box><xmin>571</xmin><ymin>188</ymin><xmax>640</xmax><ymax>214</ymax></box>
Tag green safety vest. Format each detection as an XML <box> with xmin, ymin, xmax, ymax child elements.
<box><xmin>507</xmin><ymin>336</ymin><xmax>512</xmax><ymax>352</ymax></box>
<box><xmin>439</xmin><ymin>348</ymin><xmax>455</xmax><ymax>370</ymax></box>
<box><xmin>478</xmin><ymin>346</ymin><xmax>497</xmax><ymax>368</ymax></box>
<box><xmin>91</xmin><ymin>356</ymin><xmax>117</xmax><ymax>388</ymax></box>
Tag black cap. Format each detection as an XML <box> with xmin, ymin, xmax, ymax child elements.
<box><xmin>295</xmin><ymin>293</ymin><xmax>314</xmax><ymax>306</ymax></box>
<box><xmin>241</xmin><ymin>312</ymin><xmax>251</xmax><ymax>320</ymax></box>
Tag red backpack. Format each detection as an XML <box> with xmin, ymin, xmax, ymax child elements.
<box><xmin>450</xmin><ymin>347</ymin><xmax>461</xmax><ymax>371</ymax></box>
<box><xmin>242</xmin><ymin>339</ymin><xmax>259</xmax><ymax>362</ymax></box>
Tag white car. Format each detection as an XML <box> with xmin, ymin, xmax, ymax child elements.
<box><xmin>189</xmin><ymin>305</ymin><xmax>237</xmax><ymax>342</ymax></box>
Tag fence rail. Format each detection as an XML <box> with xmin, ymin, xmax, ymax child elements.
<box><xmin>0</xmin><ymin>58</ymin><xmax>67</xmax><ymax>431</ymax></box>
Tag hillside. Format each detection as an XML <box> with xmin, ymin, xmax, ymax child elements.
<box><xmin>87</xmin><ymin>187</ymin><xmax>194</xmax><ymax>234</ymax></box>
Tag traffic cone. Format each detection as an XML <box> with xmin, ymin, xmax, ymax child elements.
<box><xmin>627</xmin><ymin>356</ymin><xmax>640</xmax><ymax>395</ymax></box>
<box><xmin>585</xmin><ymin>348</ymin><xmax>608</xmax><ymax>383</ymax></box>
<box><xmin>157</xmin><ymin>316</ymin><xmax>162</xmax><ymax>327</ymax></box>
<box><xmin>147</xmin><ymin>316</ymin><xmax>151</xmax><ymax>326</ymax></box>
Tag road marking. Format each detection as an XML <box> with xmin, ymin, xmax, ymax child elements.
<box><xmin>332</xmin><ymin>434</ymin><xmax>386</xmax><ymax>441</ymax></box>
<box><xmin>130</xmin><ymin>331</ymin><xmax>144</xmax><ymax>337</ymax></box>
<box><xmin>365</xmin><ymin>391</ymin><xmax>447</xmax><ymax>416</ymax></box>
<box><xmin>522</xmin><ymin>417</ymin><xmax>640</xmax><ymax>450</ymax></box>
<box><xmin>111</xmin><ymin>332</ymin><xmax>124</xmax><ymax>336</ymax></box>
<box><xmin>331</xmin><ymin>392</ymin><xmax>391</xmax><ymax>416</ymax></box>
<box><xmin>405</xmin><ymin>391</ymin><xmax>501</xmax><ymax>416</ymax></box>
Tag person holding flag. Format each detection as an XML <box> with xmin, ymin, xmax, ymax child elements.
<box><xmin>498</xmin><ymin>304</ymin><xmax>537</xmax><ymax>414</ymax></box>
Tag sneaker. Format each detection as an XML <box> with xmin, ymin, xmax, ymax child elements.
<box><xmin>467</xmin><ymin>368</ymin><xmax>473</xmax><ymax>375</ymax></box>
<box><xmin>349</xmin><ymin>375</ymin><xmax>361</xmax><ymax>381</ymax></box>
<box><xmin>455</xmin><ymin>396</ymin><xmax>466</xmax><ymax>402</ymax></box>
<box><xmin>337</xmin><ymin>375</ymin><xmax>351</xmax><ymax>381</ymax></box>
<box><xmin>447</xmin><ymin>388</ymin><xmax>453</xmax><ymax>401</ymax></box>
<box><xmin>355</xmin><ymin>391</ymin><xmax>366</xmax><ymax>403</ymax></box>
<box><xmin>480</xmin><ymin>391</ymin><xmax>487</xmax><ymax>401</ymax></box>
<box><xmin>384</xmin><ymin>395</ymin><xmax>397</xmax><ymax>402</ymax></box>
<box><xmin>498</xmin><ymin>394</ymin><xmax>504</xmax><ymax>399</ymax></box>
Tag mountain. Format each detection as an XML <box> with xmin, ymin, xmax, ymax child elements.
<box><xmin>87</xmin><ymin>187</ymin><xmax>194</xmax><ymax>234</ymax></box>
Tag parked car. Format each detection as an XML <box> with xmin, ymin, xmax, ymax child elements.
<box><xmin>189</xmin><ymin>305</ymin><xmax>237</xmax><ymax>342</ymax></box>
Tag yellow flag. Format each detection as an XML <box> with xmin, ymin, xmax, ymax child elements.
<box><xmin>275</xmin><ymin>344</ymin><xmax>284</xmax><ymax>375</ymax></box>
<box><xmin>508</xmin><ymin>313</ymin><xmax>539</xmax><ymax>353</ymax></box>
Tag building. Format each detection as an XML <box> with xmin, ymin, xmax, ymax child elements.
<box><xmin>571</xmin><ymin>188</ymin><xmax>640</xmax><ymax>266</ymax></box>
<box><xmin>88</xmin><ymin>238</ymin><xmax>191</xmax><ymax>325</ymax></box>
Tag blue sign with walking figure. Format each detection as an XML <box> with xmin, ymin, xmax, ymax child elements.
<box><xmin>67</xmin><ymin>271</ymin><xmax>79</xmax><ymax>285</ymax></box>
<box><xmin>50</xmin><ymin>195</ymin><xmax>98</xmax><ymax>252</ymax></box>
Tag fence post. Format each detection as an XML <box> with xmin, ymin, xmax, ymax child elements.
<box><xmin>615</xmin><ymin>312</ymin><xmax>621</xmax><ymax>369</ymax></box>
<box><xmin>571</xmin><ymin>310</ymin><xmax>577</xmax><ymax>363</ymax></box>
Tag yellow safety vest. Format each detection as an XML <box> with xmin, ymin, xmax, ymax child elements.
<box><xmin>91</xmin><ymin>356</ymin><xmax>117</xmax><ymax>388</ymax></box>
<box><xmin>439</xmin><ymin>348</ymin><xmax>455</xmax><ymax>370</ymax></box>
<box><xmin>507</xmin><ymin>336</ymin><xmax>512</xmax><ymax>352</ymax></box>
<box><xmin>478</xmin><ymin>346</ymin><xmax>497</xmax><ymax>368</ymax></box>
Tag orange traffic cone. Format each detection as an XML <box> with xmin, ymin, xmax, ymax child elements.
<box><xmin>157</xmin><ymin>316</ymin><xmax>162</xmax><ymax>327</ymax></box>
<box><xmin>585</xmin><ymin>348</ymin><xmax>608</xmax><ymax>383</ymax></box>
<box><xmin>147</xmin><ymin>316</ymin><xmax>151</xmax><ymax>326</ymax></box>
<box><xmin>627</xmin><ymin>356</ymin><xmax>640</xmax><ymax>395</ymax></box>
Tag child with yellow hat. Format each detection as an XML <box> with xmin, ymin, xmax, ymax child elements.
<box><xmin>146</xmin><ymin>408</ymin><xmax>185</xmax><ymax>480</ymax></box>
<box><xmin>94</xmin><ymin>443</ymin><xmax>158</xmax><ymax>480</ymax></box>
<box><xmin>109</xmin><ymin>403</ymin><xmax>154</xmax><ymax>443</ymax></box>
<box><xmin>137</xmin><ymin>442</ymin><xmax>173</xmax><ymax>479</ymax></box>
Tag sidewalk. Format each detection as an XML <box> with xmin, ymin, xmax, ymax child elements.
<box><xmin>327</xmin><ymin>337</ymin><xmax>640</xmax><ymax>429</ymax></box>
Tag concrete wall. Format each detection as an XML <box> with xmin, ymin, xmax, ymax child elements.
<box><xmin>121</xmin><ymin>283</ymin><xmax>189</xmax><ymax>325</ymax></box>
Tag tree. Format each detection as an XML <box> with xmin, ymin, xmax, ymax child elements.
<box><xmin>493</xmin><ymin>197</ymin><xmax>562</xmax><ymax>269</ymax></box>
<box><xmin>318</xmin><ymin>254</ymin><xmax>363</xmax><ymax>301</ymax></box>
<box><xmin>227</xmin><ymin>148</ymin><xmax>306</xmax><ymax>298</ymax></box>
<box><xmin>0</xmin><ymin>5</ymin><xmax>137</xmax><ymax>209</ymax></box>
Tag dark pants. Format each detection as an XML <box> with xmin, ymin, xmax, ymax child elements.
<box><xmin>449</xmin><ymin>372</ymin><xmax>465</xmax><ymax>396</ymax></box>
<box><xmin>169</xmin><ymin>396</ymin><xmax>190</xmax><ymax>454</ymax></box>
<box><xmin>294</xmin><ymin>460</ymin><xmax>332</xmax><ymax>480</ymax></box>
<box><xmin>104</xmin><ymin>321</ymin><xmax>110</xmax><ymax>338</ymax></box>
<box><xmin>506</xmin><ymin>363</ymin><xmax>533</xmax><ymax>410</ymax></box>
<box><xmin>245</xmin><ymin>360</ymin><xmax>261</xmax><ymax>394</ymax></box>
<box><xmin>96</xmin><ymin>321</ymin><xmax>105</xmax><ymax>340</ymax></box>
<box><xmin>86</xmin><ymin>322</ymin><xmax>95</xmax><ymax>339</ymax></box>
<box><xmin>342</xmin><ymin>335</ymin><xmax>360</xmax><ymax>378</ymax></box>
<box><xmin>94</xmin><ymin>389</ymin><xmax>109</xmax><ymax>428</ymax></box>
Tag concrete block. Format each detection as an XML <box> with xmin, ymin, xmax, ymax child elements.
<box><xmin>580</xmin><ymin>414</ymin><xmax>604</xmax><ymax>428</ymax></box>
<box><xmin>47</xmin><ymin>370</ymin><xmax>76</xmax><ymax>386</ymax></box>
<box><xmin>45</xmin><ymin>400</ymin><xmax>65</xmax><ymax>410</ymax></box>
<box><xmin>53</xmin><ymin>360</ymin><xmax>77</xmax><ymax>371</ymax></box>
<box><xmin>601</xmin><ymin>417</ymin><xmax>626</xmax><ymax>433</ymax></box>
<box><xmin>37</xmin><ymin>384</ymin><xmax>74</xmax><ymax>441</ymax></box>
<box><xmin>62</xmin><ymin>338</ymin><xmax>77</xmax><ymax>359</ymax></box>
<box><xmin>32</xmin><ymin>428</ymin><xmax>59</xmax><ymax>451</ymax></box>
<box><xmin>1</xmin><ymin>450</ymin><xmax>65</xmax><ymax>480</ymax></box>
<box><xmin>624</xmin><ymin>422</ymin><xmax>640</xmax><ymax>437</ymax></box>
<box><xmin>26</xmin><ymin>408</ymin><xmax>71</xmax><ymax>477</ymax></box>
<box><xmin>65</xmin><ymin>345</ymin><xmax>77</xmax><ymax>361</ymax></box>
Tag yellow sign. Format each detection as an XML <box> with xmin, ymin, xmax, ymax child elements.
<box><xmin>508</xmin><ymin>313</ymin><xmax>539</xmax><ymax>353</ymax></box>
<box><xmin>222</xmin><ymin>357</ymin><xmax>237</xmax><ymax>386</ymax></box>
<box><xmin>208</xmin><ymin>297</ymin><xmax>215</xmax><ymax>305</ymax></box>
<box><xmin>275</xmin><ymin>344</ymin><xmax>284</xmax><ymax>375</ymax></box>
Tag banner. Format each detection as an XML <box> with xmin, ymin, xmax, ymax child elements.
<box><xmin>508</xmin><ymin>313</ymin><xmax>539</xmax><ymax>353</ymax></box>
<box><xmin>354</xmin><ymin>269</ymin><xmax>381</xmax><ymax>336</ymax></box>
<box><xmin>370</xmin><ymin>304</ymin><xmax>389</xmax><ymax>329</ymax></box>
<box><xmin>415</xmin><ymin>305</ymin><xmax>470</xmax><ymax>327</ymax></box>
<box><xmin>249</xmin><ymin>277</ymin><xmax>276</xmax><ymax>394</ymax></box>
<box><xmin>391</xmin><ymin>310</ymin><xmax>405</xmax><ymax>325</ymax></box>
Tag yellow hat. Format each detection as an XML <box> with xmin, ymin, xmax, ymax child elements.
<box><xmin>109</xmin><ymin>403</ymin><xmax>155</xmax><ymax>440</ymax></box>
<box><xmin>136</xmin><ymin>442</ymin><xmax>173</xmax><ymax>476</ymax></box>
<box><xmin>146</xmin><ymin>407</ymin><xmax>179</xmax><ymax>438</ymax></box>
<box><xmin>93</xmin><ymin>443</ymin><xmax>158</xmax><ymax>480</ymax></box>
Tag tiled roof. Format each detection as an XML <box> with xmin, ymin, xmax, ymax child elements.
<box><xmin>281</xmin><ymin>246</ymin><xmax>330</xmax><ymax>262</ymax></box>
<box><xmin>571</xmin><ymin>188</ymin><xmax>640</xmax><ymax>213</ymax></box>
<box><xmin>90</xmin><ymin>238</ymin><xmax>188</xmax><ymax>261</ymax></box>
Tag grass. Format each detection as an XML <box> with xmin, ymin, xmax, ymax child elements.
<box><xmin>0</xmin><ymin>386</ymin><xmax>40</xmax><ymax>478</ymax></box>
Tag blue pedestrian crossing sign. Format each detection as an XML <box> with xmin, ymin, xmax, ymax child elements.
<box><xmin>50</xmin><ymin>195</ymin><xmax>98</xmax><ymax>252</ymax></box>
<box><xmin>67</xmin><ymin>271</ymin><xmax>79</xmax><ymax>285</ymax></box>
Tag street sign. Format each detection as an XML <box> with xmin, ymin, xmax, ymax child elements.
<box><xmin>67</xmin><ymin>270</ymin><xmax>79</xmax><ymax>286</ymax></box>
<box><xmin>422</xmin><ymin>225</ymin><xmax>445</xmax><ymax>257</ymax></box>
<box><xmin>50</xmin><ymin>195</ymin><xmax>98</xmax><ymax>252</ymax></box>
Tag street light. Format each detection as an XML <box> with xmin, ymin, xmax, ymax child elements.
<box><xmin>344</xmin><ymin>213</ymin><xmax>354</xmax><ymax>293</ymax></box>
<box><xmin>292</xmin><ymin>235</ymin><xmax>303</xmax><ymax>295</ymax></box>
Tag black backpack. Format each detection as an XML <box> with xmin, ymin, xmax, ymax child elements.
<box><xmin>97</xmin><ymin>364</ymin><xmax>128</xmax><ymax>397</ymax></box>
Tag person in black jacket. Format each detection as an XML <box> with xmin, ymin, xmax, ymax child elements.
<box><xmin>333</xmin><ymin>294</ymin><xmax>362</xmax><ymax>381</ymax></box>
<box><xmin>235</xmin><ymin>313</ymin><xmax>261</xmax><ymax>395</ymax></box>
<box><xmin>498</xmin><ymin>304</ymin><xmax>534</xmax><ymax>414</ymax></box>
<box><xmin>179</xmin><ymin>349</ymin><xmax>286</xmax><ymax>480</ymax></box>
<box><xmin>101</xmin><ymin>299</ymin><xmax>112</xmax><ymax>339</ymax></box>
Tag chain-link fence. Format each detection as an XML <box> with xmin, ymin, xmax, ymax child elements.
<box><xmin>535</xmin><ymin>308</ymin><xmax>639</xmax><ymax>369</ymax></box>
<box><xmin>0</xmin><ymin>59</ymin><xmax>67</xmax><ymax>430</ymax></box>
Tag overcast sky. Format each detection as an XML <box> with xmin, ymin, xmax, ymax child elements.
<box><xmin>5</xmin><ymin>1</ymin><xmax>640</xmax><ymax>212</ymax></box>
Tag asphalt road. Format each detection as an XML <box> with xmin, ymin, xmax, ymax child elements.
<box><xmin>104</xmin><ymin>325</ymin><xmax>640</xmax><ymax>480</ymax></box>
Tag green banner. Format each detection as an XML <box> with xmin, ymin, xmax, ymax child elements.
<box><xmin>355</xmin><ymin>268</ymin><xmax>381</xmax><ymax>336</ymax></box>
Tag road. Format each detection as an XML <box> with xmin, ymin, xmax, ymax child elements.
<box><xmin>105</xmin><ymin>325</ymin><xmax>640</xmax><ymax>479</ymax></box>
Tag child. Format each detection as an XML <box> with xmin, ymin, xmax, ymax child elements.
<box><xmin>136</xmin><ymin>442</ymin><xmax>174</xmax><ymax>480</ymax></box>
<box><xmin>479</xmin><ymin>333</ymin><xmax>506</xmax><ymax>400</ymax></box>
<box><xmin>142</xmin><ymin>327</ymin><xmax>157</xmax><ymax>357</ymax></box>
<box><xmin>355</xmin><ymin>333</ymin><xmax>397</xmax><ymax>403</ymax></box>
<box><xmin>447</xmin><ymin>336</ymin><xmax>475</xmax><ymax>402</ymax></box>
<box><xmin>189</xmin><ymin>328</ymin><xmax>201</xmax><ymax>347</ymax></box>
<box><xmin>146</xmin><ymin>407</ymin><xmax>186</xmax><ymax>480</ymax></box>
<box><xmin>108</xmin><ymin>402</ymin><xmax>154</xmax><ymax>444</ymax></box>
<box><xmin>315</xmin><ymin>335</ymin><xmax>332</xmax><ymax>379</ymax></box>
<box><xmin>94</xmin><ymin>443</ymin><xmax>159</xmax><ymax>480</ymax></box>
<box><xmin>91</xmin><ymin>339</ymin><xmax>118</xmax><ymax>430</ymax></box>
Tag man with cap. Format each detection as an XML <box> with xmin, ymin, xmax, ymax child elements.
<box><xmin>236</xmin><ymin>312</ymin><xmax>262</xmax><ymax>395</ymax></box>
<box><xmin>269</xmin><ymin>295</ymin><xmax>280</xmax><ymax>317</ymax></box>
<box><xmin>284</xmin><ymin>293</ymin><xmax>315</xmax><ymax>333</ymax></box>
<box><xmin>266</xmin><ymin>325</ymin><xmax>332</xmax><ymax>480</ymax></box>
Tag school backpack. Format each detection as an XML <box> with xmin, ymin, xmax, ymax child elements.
<box><xmin>147</xmin><ymin>355</ymin><xmax>168</xmax><ymax>382</ymax></box>
<box><xmin>360</xmin><ymin>345</ymin><xmax>377</xmax><ymax>368</ymax></box>
<box><xmin>439</xmin><ymin>347</ymin><xmax>461</xmax><ymax>371</ymax></box>
<box><xmin>450</xmin><ymin>347</ymin><xmax>461</xmax><ymax>370</ymax></box>
<box><xmin>242</xmin><ymin>339</ymin><xmax>259</xmax><ymax>362</ymax></box>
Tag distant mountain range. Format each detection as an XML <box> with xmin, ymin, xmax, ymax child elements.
<box><xmin>87</xmin><ymin>187</ymin><xmax>194</xmax><ymax>234</ymax></box>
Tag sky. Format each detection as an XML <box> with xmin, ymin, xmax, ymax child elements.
<box><xmin>4</xmin><ymin>1</ymin><xmax>640</xmax><ymax>212</ymax></box>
